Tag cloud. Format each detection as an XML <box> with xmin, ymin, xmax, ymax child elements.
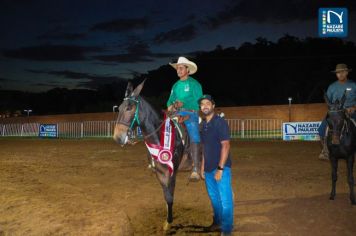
<box><xmin>203</xmin><ymin>0</ymin><xmax>356</xmax><ymax>29</ymax></box>
<box><xmin>26</xmin><ymin>69</ymin><xmax>125</xmax><ymax>89</ymax></box>
<box><xmin>2</xmin><ymin>44</ymin><xmax>103</xmax><ymax>61</ymax></box>
<box><xmin>27</xmin><ymin>69</ymin><xmax>116</xmax><ymax>80</ymax></box>
<box><xmin>77</xmin><ymin>77</ymin><xmax>126</xmax><ymax>90</ymax></box>
<box><xmin>37</xmin><ymin>25</ymin><xmax>87</xmax><ymax>41</ymax></box>
<box><xmin>93</xmin><ymin>42</ymin><xmax>177</xmax><ymax>63</ymax></box>
<box><xmin>0</xmin><ymin>77</ymin><xmax>17</xmax><ymax>82</ymax></box>
<box><xmin>90</xmin><ymin>17</ymin><xmax>150</xmax><ymax>32</ymax></box>
<box><xmin>32</xmin><ymin>82</ymin><xmax>62</xmax><ymax>87</ymax></box>
<box><xmin>154</xmin><ymin>24</ymin><xmax>197</xmax><ymax>44</ymax></box>
<box><xmin>38</xmin><ymin>31</ymin><xmax>87</xmax><ymax>41</ymax></box>
<box><xmin>93</xmin><ymin>54</ymin><xmax>154</xmax><ymax>63</ymax></box>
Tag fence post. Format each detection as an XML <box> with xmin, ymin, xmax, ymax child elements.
<box><xmin>81</xmin><ymin>122</ymin><xmax>84</xmax><ymax>138</ymax></box>
<box><xmin>241</xmin><ymin>120</ymin><xmax>245</xmax><ymax>139</ymax></box>
<box><xmin>20</xmin><ymin>124</ymin><xmax>24</xmax><ymax>137</ymax></box>
<box><xmin>107</xmin><ymin>122</ymin><xmax>110</xmax><ymax>137</ymax></box>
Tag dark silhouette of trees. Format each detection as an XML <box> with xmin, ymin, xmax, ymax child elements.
<box><xmin>1</xmin><ymin>35</ymin><xmax>356</xmax><ymax>115</ymax></box>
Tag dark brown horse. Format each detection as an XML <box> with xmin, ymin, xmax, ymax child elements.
<box><xmin>325</xmin><ymin>92</ymin><xmax>356</xmax><ymax>205</ymax></box>
<box><xmin>113</xmin><ymin>80</ymin><xmax>189</xmax><ymax>230</ymax></box>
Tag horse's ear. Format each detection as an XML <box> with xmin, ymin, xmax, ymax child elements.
<box><xmin>339</xmin><ymin>89</ymin><xmax>347</xmax><ymax>109</ymax></box>
<box><xmin>125</xmin><ymin>81</ymin><xmax>134</xmax><ymax>98</ymax></box>
<box><xmin>131</xmin><ymin>79</ymin><xmax>147</xmax><ymax>97</ymax></box>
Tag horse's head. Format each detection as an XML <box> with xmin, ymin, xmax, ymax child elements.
<box><xmin>325</xmin><ymin>91</ymin><xmax>347</xmax><ymax>145</ymax></box>
<box><xmin>113</xmin><ymin>80</ymin><xmax>145</xmax><ymax>145</ymax></box>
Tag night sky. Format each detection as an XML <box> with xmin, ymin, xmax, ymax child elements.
<box><xmin>0</xmin><ymin>0</ymin><xmax>355</xmax><ymax>92</ymax></box>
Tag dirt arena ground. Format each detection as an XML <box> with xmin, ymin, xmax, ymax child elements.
<box><xmin>1</xmin><ymin>139</ymin><xmax>356</xmax><ymax>236</ymax></box>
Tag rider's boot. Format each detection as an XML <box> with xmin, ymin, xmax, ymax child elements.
<box><xmin>318</xmin><ymin>137</ymin><xmax>329</xmax><ymax>161</ymax></box>
<box><xmin>189</xmin><ymin>142</ymin><xmax>201</xmax><ymax>181</ymax></box>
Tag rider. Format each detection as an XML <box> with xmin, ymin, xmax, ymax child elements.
<box><xmin>318</xmin><ymin>63</ymin><xmax>356</xmax><ymax>160</ymax></box>
<box><xmin>167</xmin><ymin>56</ymin><xmax>203</xmax><ymax>181</ymax></box>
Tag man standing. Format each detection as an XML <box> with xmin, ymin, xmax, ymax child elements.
<box><xmin>167</xmin><ymin>56</ymin><xmax>203</xmax><ymax>181</ymax></box>
<box><xmin>318</xmin><ymin>63</ymin><xmax>356</xmax><ymax>160</ymax></box>
<box><xmin>199</xmin><ymin>94</ymin><xmax>234</xmax><ymax>235</ymax></box>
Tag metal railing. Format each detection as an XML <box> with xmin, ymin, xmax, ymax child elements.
<box><xmin>0</xmin><ymin>119</ymin><xmax>282</xmax><ymax>139</ymax></box>
<box><xmin>226</xmin><ymin>119</ymin><xmax>282</xmax><ymax>139</ymax></box>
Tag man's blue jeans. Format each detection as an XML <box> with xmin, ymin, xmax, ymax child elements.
<box><xmin>318</xmin><ymin>112</ymin><xmax>356</xmax><ymax>137</ymax></box>
<box><xmin>177</xmin><ymin>110</ymin><xmax>200</xmax><ymax>143</ymax></box>
<box><xmin>204</xmin><ymin>167</ymin><xmax>234</xmax><ymax>233</ymax></box>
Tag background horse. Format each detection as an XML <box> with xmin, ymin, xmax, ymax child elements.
<box><xmin>113</xmin><ymin>80</ymin><xmax>190</xmax><ymax>230</ymax></box>
<box><xmin>325</xmin><ymin>92</ymin><xmax>356</xmax><ymax>205</ymax></box>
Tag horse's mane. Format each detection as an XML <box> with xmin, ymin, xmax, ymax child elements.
<box><xmin>138</xmin><ymin>96</ymin><xmax>162</xmax><ymax>127</ymax></box>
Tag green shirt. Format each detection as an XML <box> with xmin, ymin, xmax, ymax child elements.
<box><xmin>167</xmin><ymin>76</ymin><xmax>203</xmax><ymax>111</ymax></box>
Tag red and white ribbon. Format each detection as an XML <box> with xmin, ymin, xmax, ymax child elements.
<box><xmin>145</xmin><ymin>117</ymin><xmax>175</xmax><ymax>175</ymax></box>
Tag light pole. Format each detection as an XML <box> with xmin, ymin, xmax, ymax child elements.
<box><xmin>112</xmin><ymin>105</ymin><xmax>118</xmax><ymax>113</ymax></box>
<box><xmin>288</xmin><ymin>97</ymin><xmax>292</xmax><ymax>122</ymax></box>
<box><xmin>24</xmin><ymin>109</ymin><xmax>32</xmax><ymax>124</ymax></box>
<box><xmin>24</xmin><ymin>109</ymin><xmax>32</xmax><ymax>117</ymax></box>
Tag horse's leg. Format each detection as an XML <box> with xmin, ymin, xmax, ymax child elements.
<box><xmin>330</xmin><ymin>157</ymin><xmax>338</xmax><ymax>200</ymax></box>
<box><xmin>346</xmin><ymin>155</ymin><xmax>356</xmax><ymax>205</ymax></box>
<box><xmin>162</xmin><ymin>174</ymin><xmax>176</xmax><ymax>231</ymax></box>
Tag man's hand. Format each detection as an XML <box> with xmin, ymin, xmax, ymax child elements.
<box><xmin>200</xmin><ymin>166</ymin><xmax>205</xmax><ymax>180</ymax></box>
<box><xmin>200</xmin><ymin>155</ymin><xmax>205</xmax><ymax>180</ymax></box>
<box><xmin>173</xmin><ymin>101</ymin><xmax>183</xmax><ymax>109</ymax></box>
<box><xmin>214</xmin><ymin>170</ymin><xmax>223</xmax><ymax>181</ymax></box>
<box><xmin>167</xmin><ymin>105</ymin><xmax>174</xmax><ymax>112</ymax></box>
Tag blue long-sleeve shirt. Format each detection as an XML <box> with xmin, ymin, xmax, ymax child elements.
<box><xmin>327</xmin><ymin>80</ymin><xmax>356</xmax><ymax>108</ymax></box>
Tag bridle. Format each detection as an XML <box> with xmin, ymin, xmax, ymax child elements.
<box><xmin>327</xmin><ymin>109</ymin><xmax>350</xmax><ymax>138</ymax></box>
<box><xmin>116</xmin><ymin>96</ymin><xmax>164</xmax><ymax>144</ymax></box>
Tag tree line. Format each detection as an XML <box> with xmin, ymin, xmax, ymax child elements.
<box><xmin>1</xmin><ymin>35</ymin><xmax>355</xmax><ymax>116</ymax></box>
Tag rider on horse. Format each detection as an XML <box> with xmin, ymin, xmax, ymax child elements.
<box><xmin>318</xmin><ymin>63</ymin><xmax>356</xmax><ymax>160</ymax></box>
<box><xmin>167</xmin><ymin>56</ymin><xmax>203</xmax><ymax>181</ymax></box>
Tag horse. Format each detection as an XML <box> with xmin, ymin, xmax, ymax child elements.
<box><xmin>324</xmin><ymin>92</ymin><xmax>356</xmax><ymax>205</ymax></box>
<box><xmin>113</xmin><ymin>80</ymin><xmax>192</xmax><ymax>230</ymax></box>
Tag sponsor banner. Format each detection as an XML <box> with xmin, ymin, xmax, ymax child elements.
<box><xmin>283</xmin><ymin>122</ymin><xmax>321</xmax><ymax>141</ymax></box>
<box><xmin>39</xmin><ymin>124</ymin><xmax>58</xmax><ymax>138</ymax></box>
<box><xmin>319</xmin><ymin>8</ymin><xmax>348</xmax><ymax>38</ymax></box>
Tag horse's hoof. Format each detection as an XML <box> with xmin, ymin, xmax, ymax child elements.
<box><xmin>351</xmin><ymin>200</ymin><xmax>356</xmax><ymax>205</ymax></box>
<box><xmin>163</xmin><ymin>221</ymin><xmax>171</xmax><ymax>231</ymax></box>
<box><xmin>189</xmin><ymin>172</ymin><xmax>201</xmax><ymax>182</ymax></box>
<box><xmin>329</xmin><ymin>196</ymin><xmax>335</xmax><ymax>200</ymax></box>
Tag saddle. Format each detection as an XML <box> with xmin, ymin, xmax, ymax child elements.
<box><xmin>165</xmin><ymin>111</ymin><xmax>194</xmax><ymax>172</ymax></box>
<box><xmin>164</xmin><ymin>110</ymin><xmax>189</xmax><ymax>144</ymax></box>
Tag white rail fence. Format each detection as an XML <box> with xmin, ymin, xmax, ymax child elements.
<box><xmin>0</xmin><ymin>119</ymin><xmax>282</xmax><ymax>139</ymax></box>
<box><xmin>226</xmin><ymin>119</ymin><xmax>282</xmax><ymax>139</ymax></box>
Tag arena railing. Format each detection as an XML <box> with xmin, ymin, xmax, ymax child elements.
<box><xmin>0</xmin><ymin>119</ymin><xmax>282</xmax><ymax>139</ymax></box>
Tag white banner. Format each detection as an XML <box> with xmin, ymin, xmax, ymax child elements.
<box><xmin>283</xmin><ymin>122</ymin><xmax>321</xmax><ymax>141</ymax></box>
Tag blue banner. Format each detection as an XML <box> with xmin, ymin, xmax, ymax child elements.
<box><xmin>283</xmin><ymin>122</ymin><xmax>321</xmax><ymax>141</ymax></box>
<box><xmin>39</xmin><ymin>124</ymin><xmax>58</xmax><ymax>138</ymax></box>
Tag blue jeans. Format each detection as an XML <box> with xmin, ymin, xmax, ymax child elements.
<box><xmin>318</xmin><ymin>112</ymin><xmax>356</xmax><ymax>137</ymax></box>
<box><xmin>177</xmin><ymin>110</ymin><xmax>200</xmax><ymax>143</ymax></box>
<box><xmin>205</xmin><ymin>167</ymin><xmax>234</xmax><ymax>233</ymax></box>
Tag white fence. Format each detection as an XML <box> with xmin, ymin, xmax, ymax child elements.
<box><xmin>0</xmin><ymin>119</ymin><xmax>282</xmax><ymax>139</ymax></box>
<box><xmin>226</xmin><ymin>119</ymin><xmax>283</xmax><ymax>139</ymax></box>
<box><xmin>1</xmin><ymin>123</ymin><xmax>40</xmax><ymax>137</ymax></box>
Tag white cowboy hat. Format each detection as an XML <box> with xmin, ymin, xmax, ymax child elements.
<box><xmin>169</xmin><ymin>57</ymin><xmax>197</xmax><ymax>75</ymax></box>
